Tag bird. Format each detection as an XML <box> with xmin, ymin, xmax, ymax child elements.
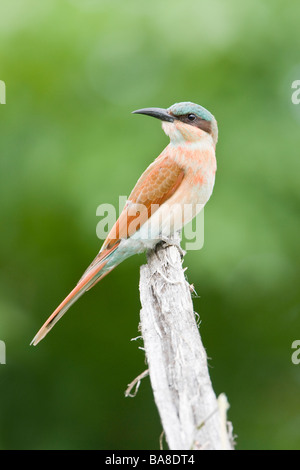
<box><xmin>31</xmin><ymin>101</ymin><xmax>218</xmax><ymax>346</ymax></box>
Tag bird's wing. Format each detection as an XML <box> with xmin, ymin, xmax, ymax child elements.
<box><xmin>77</xmin><ymin>153</ymin><xmax>185</xmax><ymax>287</ymax></box>
<box><xmin>31</xmin><ymin>153</ymin><xmax>185</xmax><ymax>345</ymax></box>
<box><xmin>102</xmin><ymin>153</ymin><xmax>185</xmax><ymax>250</ymax></box>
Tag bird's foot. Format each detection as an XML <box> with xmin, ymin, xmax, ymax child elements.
<box><xmin>160</xmin><ymin>235</ymin><xmax>186</xmax><ymax>258</ymax></box>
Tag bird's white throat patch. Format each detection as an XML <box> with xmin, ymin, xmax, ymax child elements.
<box><xmin>162</xmin><ymin>121</ymin><xmax>214</xmax><ymax>148</ymax></box>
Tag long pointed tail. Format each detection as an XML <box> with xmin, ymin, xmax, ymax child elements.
<box><xmin>30</xmin><ymin>243</ymin><xmax>120</xmax><ymax>346</ymax></box>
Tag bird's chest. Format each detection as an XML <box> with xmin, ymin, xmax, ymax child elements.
<box><xmin>174</xmin><ymin>143</ymin><xmax>216</xmax><ymax>203</ymax></box>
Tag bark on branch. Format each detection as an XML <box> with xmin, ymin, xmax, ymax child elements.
<box><xmin>138</xmin><ymin>234</ymin><xmax>234</xmax><ymax>450</ymax></box>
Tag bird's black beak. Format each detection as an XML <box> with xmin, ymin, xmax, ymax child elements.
<box><xmin>132</xmin><ymin>107</ymin><xmax>174</xmax><ymax>122</ymax></box>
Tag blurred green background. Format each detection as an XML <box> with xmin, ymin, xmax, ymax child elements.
<box><xmin>0</xmin><ymin>0</ymin><xmax>300</xmax><ymax>450</ymax></box>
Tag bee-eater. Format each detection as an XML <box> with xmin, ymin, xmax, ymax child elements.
<box><xmin>31</xmin><ymin>102</ymin><xmax>218</xmax><ymax>346</ymax></box>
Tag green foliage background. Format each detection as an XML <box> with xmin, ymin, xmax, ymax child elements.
<box><xmin>0</xmin><ymin>0</ymin><xmax>299</xmax><ymax>450</ymax></box>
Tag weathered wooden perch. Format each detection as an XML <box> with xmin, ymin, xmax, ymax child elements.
<box><xmin>138</xmin><ymin>234</ymin><xmax>234</xmax><ymax>450</ymax></box>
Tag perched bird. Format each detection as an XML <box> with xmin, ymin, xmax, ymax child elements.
<box><xmin>31</xmin><ymin>102</ymin><xmax>218</xmax><ymax>346</ymax></box>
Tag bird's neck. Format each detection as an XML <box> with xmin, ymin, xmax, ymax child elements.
<box><xmin>162</xmin><ymin>121</ymin><xmax>216</xmax><ymax>149</ymax></box>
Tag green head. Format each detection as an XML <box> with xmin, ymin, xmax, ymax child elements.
<box><xmin>132</xmin><ymin>101</ymin><xmax>218</xmax><ymax>145</ymax></box>
<box><xmin>168</xmin><ymin>101</ymin><xmax>214</xmax><ymax>122</ymax></box>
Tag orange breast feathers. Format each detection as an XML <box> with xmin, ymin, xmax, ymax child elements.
<box><xmin>102</xmin><ymin>143</ymin><xmax>216</xmax><ymax>251</ymax></box>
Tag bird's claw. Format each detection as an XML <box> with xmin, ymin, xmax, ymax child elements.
<box><xmin>160</xmin><ymin>236</ymin><xmax>186</xmax><ymax>258</ymax></box>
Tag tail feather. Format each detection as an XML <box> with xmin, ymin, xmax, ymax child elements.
<box><xmin>30</xmin><ymin>243</ymin><xmax>120</xmax><ymax>346</ymax></box>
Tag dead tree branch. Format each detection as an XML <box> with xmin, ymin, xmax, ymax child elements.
<box><xmin>138</xmin><ymin>234</ymin><xmax>234</xmax><ymax>450</ymax></box>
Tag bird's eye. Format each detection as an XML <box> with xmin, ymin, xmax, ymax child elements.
<box><xmin>187</xmin><ymin>114</ymin><xmax>196</xmax><ymax>121</ymax></box>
